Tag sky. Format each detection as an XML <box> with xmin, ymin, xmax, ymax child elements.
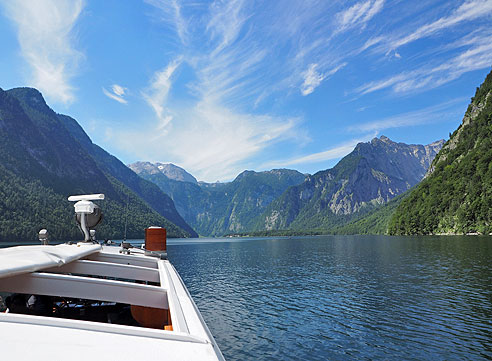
<box><xmin>0</xmin><ymin>0</ymin><xmax>491</xmax><ymax>182</ymax></box>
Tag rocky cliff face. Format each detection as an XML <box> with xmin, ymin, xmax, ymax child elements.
<box><xmin>129</xmin><ymin>162</ymin><xmax>198</xmax><ymax>184</ymax></box>
<box><xmin>255</xmin><ymin>136</ymin><xmax>444</xmax><ymax>231</ymax></box>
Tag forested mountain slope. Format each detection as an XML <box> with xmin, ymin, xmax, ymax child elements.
<box><xmin>0</xmin><ymin>87</ymin><xmax>192</xmax><ymax>241</ymax></box>
<box><xmin>59</xmin><ymin>115</ymin><xmax>197</xmax><ymax>237</ymax></box>
<box><xmin>389</xmin><ymin>69</ymin><xmax>492</xmax><ymax>235</ymax></box>
<box><xmin>132</xmin><ymin>165</ymin><xmax>306</xmax><ymax>236</ymax></box>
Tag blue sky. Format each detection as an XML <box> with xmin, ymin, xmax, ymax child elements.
<box><xmin>0</xmin><ymin>0</ymin><xmax>491</xmax><ymax>182</ymax></box>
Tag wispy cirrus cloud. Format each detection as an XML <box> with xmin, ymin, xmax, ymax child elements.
<box><xmin>130</xmin><ymin>1</ymin><xmax>308</xmax><ymax>180</ymax></box>
<box><xmin>336</xmin><ymin>0</ymin><xmax>384</xmax><ymax>32</ymax></box>
<box><xmin>113</xmin><ymin>99</ymin><xmax>301</xmax><ymax>181</ymax></box>
<box><xmin>207</xmin><ymin>0</ymin><xmax>247</xmax><ymax>54</ymax></box>
<box><xmin>357</xmin><ymin>38</ymin><xmax>492</xmax><ymax>95</ymax></box>
<box><xmin>142</xmin><ymin>58</ymin><xmax>182</xmax><ymax>131</ymax></box>
<box><xmin>103</xmin><ymin>84</ymin><xmax>128</xmax><ymax>104</ymax></box>
<box><xmin>301</xmin><ymin>64</ymin><xmax>325</xmax><ymax>96</ymax></box>
<box><xmin>146</xmin><ymin>0</ymin><xmax>381</xmax><ymax>105</ymax></box>
<box><xmin>301</xmin><ymin>63</ymin><xmax>347</xmax><ymax>96</ymax></box>
<box><xmin>388</xmin><ymin>0</ymin><xmax>492</xmax><ymax>52</ymax></box>
<box><xmin>130</xmin><ymin>0</ymin><xmax>406</xmax><ymax>180</ymax></box>
<box><xmin>348</xmin><ymin>99</ymin><xmax>466</xmax><ymax>133</ymax></box>
<box><xmin>260</xmin><ymin>134</ymin><xmax>377</xmax><ymax>170</ymax></box>
<box><xmin>1</xmin><ymin>0</ymin><xmax>84</xmax><ymax>104</ymax></box>
<box><xmin>349</xmin><ymin>1</ymin><xmax>492</xmax><ymax>99</ymax></box>
<box><xmin>361</xmin><ymin>0</ymin><xmax>492</xmax><ymax>56</ymax></box>
<box><xmin>167</xmin><ymin>102</ymin><xmax>300</xmax><ymax>181</ymax></box>
<box><xmin>122</xmin><ymin>0</ymin><xmax>489</xmax><ymax>181</ymax></box>
<box><xmin>145</xmin><ymin>0</ymin><xmax>188</xmax><ymax>45</ymax></box>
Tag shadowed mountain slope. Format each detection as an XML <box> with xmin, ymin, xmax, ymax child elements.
<box><xmin>59</xmin><ymin>115</ymin><xmax>197</xmax><ymax>237</ymax></box>
<box><xmin>0</xmin><ymin>87</ymin><xmax>194</xmax><ymax>241</ymax></box>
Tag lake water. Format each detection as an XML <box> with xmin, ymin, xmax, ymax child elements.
<box><xmin>1</xmin><ymin>235</ymin><xmax>491</xmax><ymax>360</ymax></box>
<box><xmin>166</xmin><ymin>235</ymin><xmax>492</xmax><ymax>361</ymax></box>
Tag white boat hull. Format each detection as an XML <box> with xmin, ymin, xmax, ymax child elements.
<box><xmin>0</xmin><ymin>244</ymin><xmax>225</xmax><ymax>361</ymax></box>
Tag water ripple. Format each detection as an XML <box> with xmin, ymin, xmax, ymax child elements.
<box><xmin>169</xmin><ymin>236</ymin><xmax>492</xmax><ymax>361</ymax></box>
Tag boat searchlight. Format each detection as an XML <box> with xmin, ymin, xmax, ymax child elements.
<box><xmin>68</xmin><ymin>193</ymin><xmax>104</xmax><ymax>242</ymax></box>
<box><xmin>38</xmin><ymin>229</ymin><xmax>49</xmax><ymax>245</ymax></box>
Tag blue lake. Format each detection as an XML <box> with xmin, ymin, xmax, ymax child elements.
<box><xmin>167</xmin><ymin>235</ymin><xmax>492</xmax><ymax>361</ymax></box>
<box><xmin>1</xmin><ymin>235</ymin><xmax>490</xmax><ymax>360</ymax></box>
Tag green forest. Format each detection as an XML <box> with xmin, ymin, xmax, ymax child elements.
<box><xmin>389</xmin><ymin>69</ymin><xmax>492</xmax><ymax>235</ymax></box>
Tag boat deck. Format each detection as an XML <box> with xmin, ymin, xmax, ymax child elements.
<box><xmin>0</xmin><ymin>243</ymin><xmax>224</xmax><ymax>360</ymax></box>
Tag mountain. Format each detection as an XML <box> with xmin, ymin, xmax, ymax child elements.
<box><xmin>208</xmin><ymin>169</ymin><xmax>307</xmax><ymax>234</ymax></box>
<box><xmin>254</xmin><ymin>136</ymin><xmax>444</xmax><ymax>232</ymax></box>
<box><xmin>0</xmin><ymin>87</ymin><xmax>194</xmax><ymax>241</ymax></box>
<box><xmin>389</xmin><ymin>69</ymin><xmax>492</xmax><ymax>235</ymax></box>
<box><xmin>59</xmin><ymin>116</ymin><xmax>197</xmax><ymax>237</ymax></box>
<box><xmin>330</xmin><ymin>191</ymin><xmax>410</xmax><ymax>235</ymax></box>
<box><xmin>131</xmin><ymin>164</ymin><xmax>306</xmax><ymax>236</ymax></box>
<box><xmin>129</xmin><ymin>162</ymin><xmax>198</xmax><ymax>184</ymax></box>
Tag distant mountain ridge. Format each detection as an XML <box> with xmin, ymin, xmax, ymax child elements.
<box><xmin>131</xmin><ymin>165</ymin><xmax>307</xmax><ymax>236</ymax></box>
<box><xmin>389</xmin><ymin>68</ymin><xmax>492</xmax><ymax>235</ymax></box>
<box><xmin>252</xmin><ymin>136</ymin><xmax>444</xmax><ymax>232</ymax></box>
<box><xmin>0</xmin><ymin>87</ymin><xmax>196</xmax><ymax>241</ymax></box>
<box><xmin>129</xmin><ymin>162</ymin><xmax>198</xmax><ymax>184</ymax></box>
<box><xmin>133</xmin><ymin>135</ymin><xmax>443</xmax><ymax>237</ymax></box>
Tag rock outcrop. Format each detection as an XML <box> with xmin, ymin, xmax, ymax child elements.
<box><xmin>255</xmin><ymin>136</ymin><xmax>444</xmax><ymax>231</ymax></box>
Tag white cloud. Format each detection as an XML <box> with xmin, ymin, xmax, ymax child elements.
<box><xmin>112</xmin><ymin>84</ymin><xmax>126</xmax><ymax>97</ymax></box>
<box><xmin>357</xmin><ymin>74</ymin><xmax>407</xmax><ymax>95</ymax></box>
<box><xmin>1</xmin><ymin>0</ymin><xmax>84</xmax><ymax>104</ymax></box>
<box><xmin>142</xmin><ymin>58</ymin><xmax>182</xmax><ymax>131</ymax></box>
<box><xmin>358</xmin><ymin>36</ymin><xmax>384</xmax><ymax>53</ymax></box>
<box><xmin>337</xmin><ymin>0</ymin><xmax>384</xmax><ymax>31</ymax></box>
<box><xmin>145</xmin><ymin>0</ymin><xmax>188</xmax><ymax>45</ymax></box>
<box><xmin>348</xmin><ymin>99</ymin><xmax>466</xmax><ymax>133</ymax></box>
<box><xmin>102</xmin><ymin>84</ymin><xmax>128</xmax><ymax>104</ymax></box>
<box><xmin>136</xmin><ymin>0</ymin><xmax>400</xmax><ymax>179</ymax></box>
<box><xmin>147</xmin><ymin>0</ymin><xmax>356</xmax><ymax>101</ymax></box>
<box><xmin>113</xmin><ymin>99</ymin><xmax>301</xmax><ymax>181</ymax></box>
<box><xmin>300</xmin><ymin>63</ymin><xmax>347</xmax><ymax>96</ymax></box>
<box><xmin>388</xmin><ymin>0</ymin><xmax>492</xmax><ymax>51</ymax></box>
<box><xmin>301</xmin><ymin>64</ymin><xmax>325</xmax><ymax>96</ymax></box>
<box><xmin>134</xmin><ymin>1</ymin><xmax>318</xmax><ymax>181</ymax></box>
<box><xmin>357</xmin><ymin>39</ymin><xmax>492</xmax><ymax>95</ymax></box>
<box><xmin>206</xmin><ymin>0</ymin><xmax>247</xmax><ymax>55</ymax></box>
<box><xmin>136</xmin><ymin>0</ymin><xmax>488</xmax><ymax>180</ymax></box>
<box><xmin>261</xmin><ymin>134</ymin><xmax>376</xmax><ymax>169</ymax></box>
<box><xmin>171</xmin><ymin>101</ymin><xmax>299</xmax><ymax>181</ymax></box>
